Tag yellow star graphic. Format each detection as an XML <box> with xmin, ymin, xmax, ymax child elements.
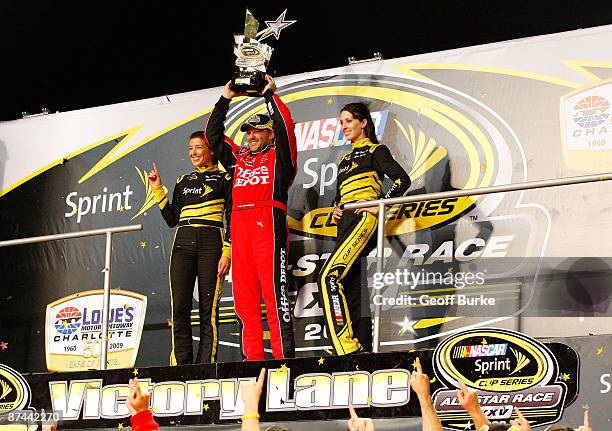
<box><xmin>367</xmin><ymin>396</ymin><xmax>372</xmax><ymax>405</ymax></box>
<box><xmin>409</xmin><ymin>348</ymin><xmax>416</xmax><ymax>353</ymax></box>
<box><xmin>481</xmin><ymin>338</ymin><xmax>488</xmax><ymax>345</ymax></box>
<box><xmin>481</xmin><ymin>163</ymin><xmax>487</xmax><ymax>172</ymax></box>
<box><xmin>447</xmin><ymin>267</ymin><xmax>454</xmax><ymax>273</ymax></box>
<box><xmin>326</xmin><ymin>97</ymin><xmax>333</xmax><ymax>105</ymax></box>
<box><xmin>280</xmin><ymin>363</ymin><xmax>289</xmax><ymax>374</ymax></box>
<box><xmin>596</xmin><ymin>347</ymin><xmax>603</xmax><ymax>356</ymax></box>
<box><xmin>562</xmin><ymin>373</ymin><xmax>570</xmax><ymax>382</ymax></box>
<box><xmin>430</xmin><ymin>377</ymin><xmax>437</xmax><ymax>383</ymax></box>
<box><xmin>118</xmin><ymin>206</ymin><xmax>125</xmax><ymax>213</ymax></box>
<box><xmin>203</xmin><ymin>403</ymin><xmax>210</xmax><ymax>411</ymax></box>
<box><xmin>117</xmin><ymin>423</ymin><xmax>124</xmax><ymax>430</ymax></box>
<box><xmin>152</xmin><ymin>406</ymin><xmax>158</xmax><ymax>412</ymax></box>
<box><xmin>124</xmin><ymin>303</ymin><xmax>130</xmax><ymax>309</ymax></box>
<box><xmin>140</xmin><ymin>241</ymin><xmax>147</xmax><ymax>249</ymax></box>
<box><xmin>412</xmin><ymin>359</ymin><xmax>418</xmax><ymax>370</ymax></box>
<box><xmin>133</xmin><ymin>368</ymin><xmax>139</xmax><ymax>376</ymax></box>
<box><xmin>63</xmin><ymin>320</ymin><xmax>68</xmax><ymax>328</ymax></box>
<box><xmin>318</xmin><ymin>357</ymin><xmax>325</xmax><ymax>365</ymax></box>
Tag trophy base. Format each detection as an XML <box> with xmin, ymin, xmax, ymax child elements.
<box><xmin>231</xmin><ymin>71</ymin><xmax>266</xmax><ymax>95</ymax></box>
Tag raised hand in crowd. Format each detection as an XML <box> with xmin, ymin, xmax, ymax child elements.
<box><xmin>240</xmin><ymin>368</ymin><xmax>266</xmax><ymax>431</ymax></box>
<box><xmin>509</xmin><ymin>408</ymin><xmax>532</xmax><ymax>431</ymax></box>
<box><xmin>127</xmin><ymin>378</ymin><xmax>159</xmax><ymax>431</ymax></box>
<box><xmin>127</xmin><ymin>378</ymin><xmax>150</xmax><ymax>416</ymax></box>
<box><xmin>577</xmin><ymin>408</ymin><xmax>592</xmax><ymax>431</ymax></box>
<box><xmin>456</xmin><ymin>380</ymin><xmax>489</xmax><ymax>430</ymax></box>
<box><xmin>347</xmin><ymin>404</ymin><xmax>375</xmax><ymax>431</ymax></box>
<box><xmin>147</xmin><ymin>163</ymin><xmax>162</xmax><ymax>189</ymax></box>
<box><xmin>410</xmin><ymin>357</ymin><xmax>442</xmax><ymax>431</ymax></box>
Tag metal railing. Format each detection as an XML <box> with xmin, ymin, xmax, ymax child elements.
<box><xmin>0</xmin><ymin>224</ymin><xmax>143</xmax><ymax>369</ymax></box>
<box><xmin>343</xmin><ymin>172</ymin><xmax>612</xmax><ymax>352</ymax></box>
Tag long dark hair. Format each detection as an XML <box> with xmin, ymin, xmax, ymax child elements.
<box><xmin>340</xmin><ymin>102</ymin><xmax>379</xmax><ymax>144</ymax></box>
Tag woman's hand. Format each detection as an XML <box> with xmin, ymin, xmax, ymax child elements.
<box><xmin>148</xmin><ymin>163</ymin><xmax>162</xmax><ymax>189</ymax></box>
<box><xmin>332</xmin><ymin>205</ymin><xmax>343</xmax><ymax>222</ymax></box>
<box><xmin>261</xmin><ymin>75</ymin><xmax>277</xmax><ymax>94</ymax></box>
<box><xmin>218</xmin><ymin>256</ymin><xmax>231</xmax><ymax>278</ymax></box>
<box><xmin>355</xmin><ymin>200</ymin><xmax>379</xmax><ymax>216</ymax></box>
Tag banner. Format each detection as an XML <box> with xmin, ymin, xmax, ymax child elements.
<box><xmin>0</xmin><ymin>330</ymin><xmax>589</xmax><ymax>429</ymax></box>
<box><xmin>45</xmin><ymin>290</ymin><xmax>147</xmax><ymax>371</ymax></box>
<box><xmin>1</xmin><ymin>25</ymin><xmax>612</xmax><ymax>373</ymax></box>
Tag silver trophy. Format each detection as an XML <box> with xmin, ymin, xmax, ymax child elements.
<box><xmin>231</xmin><ymin>9</ymin><xmax>296</xmax><ymax>95</ymax></box>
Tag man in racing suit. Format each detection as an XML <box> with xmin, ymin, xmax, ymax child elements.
<box><xmin>205</xmin><ymin>75</ymin><xmax>297</xmax><ymax>360</ymax></box>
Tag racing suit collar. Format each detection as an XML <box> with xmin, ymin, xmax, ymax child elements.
<box><xmin>195</xmin><ymin>165</ymin><xmax>218</xmax><ymax>173</ymax></box>
<box><xmin>352</xmin><ymin>138</ymin><xmax>372</xmax><ymax>149</ymax></box>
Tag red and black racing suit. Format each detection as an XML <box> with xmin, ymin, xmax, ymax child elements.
<box><xmin>205</xmin><ymin>90</ymin><xmax>297</xmax><ymax>360</ymax></box>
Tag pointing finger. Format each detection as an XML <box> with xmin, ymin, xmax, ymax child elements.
<box><xmin>415</xmin><ymin>357</ymin><xmax>422</xmax><ymax>373</ymax></box>
<box><xmin>257</xmin><ymin>368</ymin><xmax>266</xmax><ymax>386</ymax></box>
<box><xmin>349</xmin><ymin>404</ymin><xmax>358</xmax><ymax>420</ymax></box>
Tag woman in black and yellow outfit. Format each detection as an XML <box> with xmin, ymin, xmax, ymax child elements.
<box><xmin>148</xmin><ymin>131</ymin><xmax>232</xmax><ymax>365</ymax></box>
<box><xmin>318</xmin><ymin>103</ymin><xmax>411</xmax><ymax>355</ymax></box>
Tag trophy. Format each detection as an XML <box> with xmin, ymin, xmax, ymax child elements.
<box><xmin>231</xmin><ymin>9</ymin><xmax>296</xmax><ymax>95</ymax></box>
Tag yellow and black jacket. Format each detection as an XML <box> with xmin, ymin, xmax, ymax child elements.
<box><xmin>335</xmin><ymin>138</ymin><xmax>411</xmax><ymax>205</ymax></box>
<box><xmin>153</xmin><ymin>165</ymin><xmax>232</xmax><ymax>257</ymax></box>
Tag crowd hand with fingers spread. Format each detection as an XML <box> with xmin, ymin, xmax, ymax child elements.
<box><xmin>456</xmin><ymin>380</ymin><xmax>489</xmax><ymax>429</ymax></box>
<box><xmin>347</xmin><ymin>405</ymin><xmax>375</xmax><ymax>431</ymax></box>
<box><xmin>410</xmin><ymin>357</ymin><xmax>443</xmax><ymax>431</ymax></box>
<box><xmin>240</xmin><ymin>368</ymin><xmax>266</xmax><ymax>431</ymax></box>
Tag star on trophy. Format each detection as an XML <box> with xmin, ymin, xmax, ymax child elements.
<box><xmin>231</xmin><ymin>9</ymin><xmax>296</xmax><ymax>95</ymax></box>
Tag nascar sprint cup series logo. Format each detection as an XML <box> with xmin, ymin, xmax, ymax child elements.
<box><xmin>218</xmin><ymin>74</ymin><xmax>550</xmax><ymax>351</ymax></box>
<box><xmin>432</xmin><ymin>328</ymin><xmax>576</xmax><ymax>430</ymax></box>
<box><xmin>0</xmin><ymin>364</ymin><xmax>31</xmax><ymax>414</ymax></box>
<box><xmin>45</xmin><ymin>290</ymin><xmax>147</xmax><ymax>371</ymax></box>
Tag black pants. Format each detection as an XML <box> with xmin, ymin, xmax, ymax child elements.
<box><xmin>318</xmin><ymin>210</ymin><xmax>377</xmax><ymax>355</ymax></box>
<box><xmin>169</xmin><ymin>226</ymin><xmax>223</xmax><ymax>365</ymax></box>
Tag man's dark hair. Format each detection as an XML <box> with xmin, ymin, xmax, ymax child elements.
<box><xmin>340</xmin><ymin>102</ymin><xmax>379</xmax><ymax>144</ymax></box>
